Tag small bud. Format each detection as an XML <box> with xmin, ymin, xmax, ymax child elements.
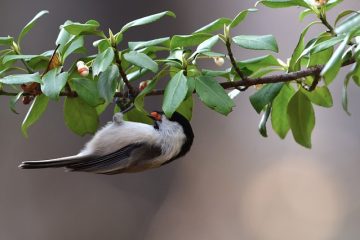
<box><xmin>76</xmin><ymin>61</ymin><xmax>89</xmax><ymax>77</ymax></box>
<box><xmin>224</xmin><ymin>24</ymin><xmax>230</xmax><ymax>40</ymax></box>
<box><xmin>213</xmin><ymin>56</ymin><xmax>225</xmax><ymax>67</ymax></box>
<box><xmin>109</xmin><ymin>29</ymin><xmax>116</xmax><ymax>47</ymax></box>
<box><xmin>139</xmin><ymin>80</ymin><xmax>150</xmax><ymax>91</ymax></box>
<box><xmin>313</xmin><ymin>0</ymin><xmax>327</xmax><ymax>7</ymax></box>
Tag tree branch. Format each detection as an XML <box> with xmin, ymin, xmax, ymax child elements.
<box><xmin>0</xmin><ymin>58</ymin><xmax>355</xmax><ymax>98</ymax></box>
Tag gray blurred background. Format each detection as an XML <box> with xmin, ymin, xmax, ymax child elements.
<box><xmin>0</xmin><ymin>0</ymin><xmax>360</xmax><ymax>239</ymax></box>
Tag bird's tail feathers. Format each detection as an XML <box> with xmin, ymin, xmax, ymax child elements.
<box><xmin>19</xmin><ymin>155</ymin><xmax>91</xmax><ymax>169</ymax></box>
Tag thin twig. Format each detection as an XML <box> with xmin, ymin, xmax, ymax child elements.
<box><xmin>113</xmin><ymin>46</ymin><xmax>136</xmax><ymax>97</ymax></box>
<box><xmin>42</xmin><ymin>44</ymin><xmax>61</xmax><ymax>76</ymax></box>
<box><xmin>225</xmin><ymin>40</ymin><xmax>247</xmax><ymax>81</ymax></box>
<box><xmin>319</xmin><ymin>14</ymin><xmax>336</xmax><ymax>36</ymax></box>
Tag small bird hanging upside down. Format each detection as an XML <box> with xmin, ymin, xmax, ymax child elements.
<box><xmin>19</xmin><ymin>111</ymin><xmax>194</xmax><ymax>175</ymax></box>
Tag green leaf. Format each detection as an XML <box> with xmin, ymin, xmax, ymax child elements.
<box><xmin>128</xmin><ymin>37</ymin><xmax>170</xmax><ymax>51</ymax></box>
<box><xmin>289</xmin><ymin>21</ymin><xmax>319</xmax><ymax>72</ymax></box>
<box><xmin>98</xmin><ymin>64</ymin><xmax>120</xmax><ymax>103</ymax></box>
<box><xmin>0</xmin><ymin>73</ymin><xmax>41</xmax><ymax>84</ymax></box>
<box><xmin>2</xmin><ymin>54</ymin><xmax>48</xmax><ymax>64</ymax></box>
<box><xmin>9</xmin><ymin>91</ymin><xmax>23</xmax><ymax>114</ymax></box>
<box><xmin>191</xmin><ymin>35</ymin><xmax>220</xmax><ymax>59</ymax></box>
<box><xmin>120</xmin><ymin>11</ymin><xmax>175</xmax><ymax>33</ymax></box>
<box><xmin>233</xmin><ymin>35</ymin><xmax>279</xmax><ymax>52</ymax></box>
<box><xmin>342</xmin><ymin>61</ymin><xmax>360</xmax><ymax>115</ymax></box>
<box><xmin>299</xmin><ymin>9</ymin><xmax>313</xmax><ymax>21</ymax></box>
<box><xmin>256</xmin><ymin>0</ymin><xmax>309</xmax><ymax>8</ymax></box>
<box><xmin>18</xmin><ymin>10</ymin><xmax>49</xmax><ymax>45</ymax></box>
<box><xmin>271</xmin><ymin>84</ymin><xmax>295</xmax><ymax>139</ymax></box>
<box><xmin>259</xmin><ymin>104</ymin><xmax>272</xmax><ymax>137</ymax></box>
<box><xmin>249</xmin><ymin>66</ymin><xmax>284</xmax><ymax>78</ymax></box>
<box><xmin>287</xmin><ymin>90</ymin><xmax>315</xmax><ymax>148</ymax></box>
<box><xmin>96</xmin><ymin>102</ymin><xmax>109</xmax><ymax>115</ymax></box>
<box><xmin>123</xmin><ymin>108</ymin><xmax>153</xmax><ymax>125</ymax></box>
<box><xmin>321</xmin><ymin>33</ymin><xmax>351</xmax><ymax>84</ymax></box>
<box><xmin>236</xmin><ymin>55</ymin><xmax>282</xmax><ymax>73</ymax></box>
<box><xmin>56</xmin><ymin>20</ymin><xmax>72</xmax><ymax>53</ymax></box>
<box><xmin>63</xmin><ymin>20</ymin><xmax>100</xmax><ymax>35</ymax></box>
<box><xmin>250</xmin><ymin>82</ymin><xmax>284</xmax><ymax>113</ymax></box>
<box><xmin>71</xmin><ymin>78</ymin><xmax>104</xmax><ymax>107</ymax></box>
<box><xmin>195</xmin><ymin>76</ymin><xmax>235</xmax><ymax>115</ymax></box>
<box><xmin>194</xmin><ymin>18</ymin><xmax>232</xmax><ymax>34</ymax></box>
<box><xmin>307</xmin><ymin>38</ymin><xmax>334</xmax><ymax>67</ymax></box>
<box><xmin>162</xmin><ymin>70</ymin><xmax>188</xmax><ymax>117</ymax></box>
<box><xmin>230</xmin><ymin>9</ymin><xmax>258</xmax><ymax>28</ymax></box>
<box><xmin>41</xmin><ymin>69</ymin><xmax>68</xmax><ymax>100</ymax></box>
<box><xmin>123</xmin><ymin>51</ymin><xmax>158</xmax><ymax>73</ymax></box>
<box><xmin>64</xmin><ymin>97</ymin><xmax>99</xmax><ymax>136</ymax></box>
<box><xmin>0</xmin><ymin>36</ymin><xmax>14</xmax><ymax>46</ymax></box>
<box><xmin>63</xmin><ymin>36</ymin><xmax>85</xmax><ymax>60</ymax></box>
<box><xmin>335</xmin><ymin>13</ymin><xmax>360</xmax><ymax>34</ymax></box>
<box><xmin>176</xmin><ymin>94</ymin><xmax>193</xmax><ymax>121</ymax></box>
<box><xmin>170</xmin><ymin>33</ymin><xmax>212</xmax><ymax>50</ymax></box>
<box><xmin>300</xmin><ymin>35</ymin><xmax>345</xmax><ymax>60</ymax></box>
<box><xmin>92</xmin><ymin>47</ymin><xmax>115</xmax><ymax>76</ymax></box>
<box><xmin>127</xmin><ymin>69</ymin><xmax>149</xmax><ymax>82</ymax></box>
<box><xmin>324</xmin><ymin>0</ymin><xmax>344</xmax><ymax>11</ymax></box>
<box><xmin>21</xmin><ymin>94</ymin><xmax>49</xmax><ymax>137</ymax></box>
<box><xmin>301</xmin><ymin>86</ymin><xmax>333</xmax><ymax>108</ymax></box>
<box><xmin>335</xmin><ymin>10</ymin><xmax>358</xmax><ymax>26</ymax></box>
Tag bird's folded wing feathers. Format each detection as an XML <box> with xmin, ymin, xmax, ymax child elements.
<box><xmin>20</xmin><ymin>143</ymin><xmax>163</xmax><ymax>174</ymax></box>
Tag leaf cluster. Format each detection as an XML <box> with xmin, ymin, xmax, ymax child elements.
<box><xmin>0</xmin><ymin>1</ymin><xmax>359</xmax><ymax>148</ymax></box>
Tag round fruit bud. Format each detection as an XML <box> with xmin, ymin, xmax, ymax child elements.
<box><xmin>76</xmin><ymin>61</ymin><xmax>85</xmax><ymax>68</ymax></box>
<box><xmin>313</xmin><ymin>0</ymin><xmax>327</xmax><ymax>7</ymax></box>
<box><xmin>78</xmin><ymin>67</ymin><xmax>89</xmax><ymax>77</ymax></box>
<box><xmin>76</xmin><ymin>61</ymin><xmax>90</xmax><ymax>77</ymax></box>
<box><xmin>213</xmin><ymin>56</ymin><xmax>225</xmax><ymax>67</ymax></box>
<box><xmin>139</xmin><ymin>80</ymin><xmax>150</xmax><ymax>91</ymax></box>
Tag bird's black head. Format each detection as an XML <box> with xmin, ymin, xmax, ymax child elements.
<box><xmin>149</xmin><ymin>111</ymin><xmax>194</xmax><ymax>160</ymax></box>
<box><xmin>169</xmin><ymin>112</ymin><xmax>194</xmax><ymax>159</ymax></box>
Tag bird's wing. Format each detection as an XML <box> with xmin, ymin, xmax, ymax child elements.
<box><xmin>67</xmin><ymin>143</ymin><xmax>162</xmax><ymax>174</ymax></box>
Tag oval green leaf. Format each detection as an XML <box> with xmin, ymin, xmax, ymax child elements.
<box><xmin>41</xmin><ymin>69</ymin><xmax>68</xmax><ymax>100</ymax></box>
<box><xmin>92</xmin><ymin>47</ymin><xmax>115</xmax><ymax>76</ymax></box>
<box><xmin>97</xmin><ymin>64</ymin><xmax>120</xmax><ymax>103</ymax></box>
<box><xmin>64</xmin><ymin>97</ymin><xmax>99</xmax><ymax>136</ymax></box>
<box><xmin>287</xmin><ymin>90</ymin><xmax>315</xmax><ymax>148</ymax></box>
<box><xmin>21</xmin><ymin>94</ymin><xmax>49</xmax><ymax>138</ymax></box>
<box><xmin>195</xmin><ymin>76</ymin><xmax>235</xmax><ymax>115</ymax></box>
<box><xmin>0</xmin><ymin>73</ymin><xmax>41</xmax><ymax>84</ymax></box>
<box><xmin>123</xmin><ymin>51</ymin><xmax>158</xmax><ymax>73</ymax></box>
<box><xmin>162</xmin><ymin>70</ymin><xmax>188</xmax><ymax>117</ymax></box>
<box><xmin>233</xmin><ymin>35</ymin><xmax>279</xmax><ymax>52</ymax></box>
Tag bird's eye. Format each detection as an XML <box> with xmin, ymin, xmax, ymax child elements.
<box><xmin>150</xmin><ymin>112</ymin><xmax>162</xmax><ymax>121</ymax></box>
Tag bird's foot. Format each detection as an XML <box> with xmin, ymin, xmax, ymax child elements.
<box><xmin>113</xmin><ymin>112</ymin><xmax>124</xmax><ymax>124</ymax></box>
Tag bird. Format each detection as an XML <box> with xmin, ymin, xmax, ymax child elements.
<box><xmin>19</xmin><ymin>111</ymin><xmax>194</xmax><ymax>175</ymax></box>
